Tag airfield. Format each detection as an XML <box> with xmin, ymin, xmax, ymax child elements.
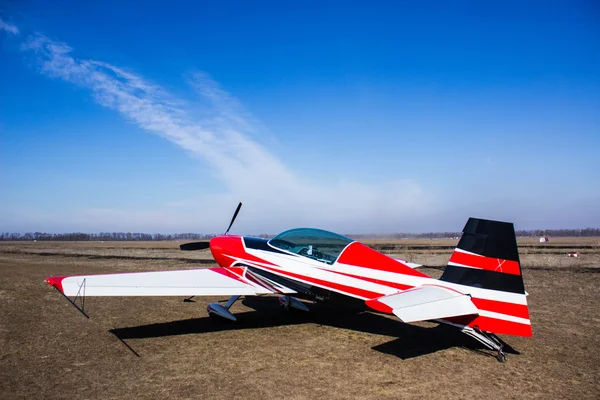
<box><xmin>1</xmin><ymin>238</ymin><xmax>599</xmax><ymax>399</ymax></box>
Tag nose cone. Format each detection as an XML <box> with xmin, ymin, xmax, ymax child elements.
<box><xmin>210</xmin><ymin>235</ymin><xmax>242</xmax><ymax>268</ymax></box>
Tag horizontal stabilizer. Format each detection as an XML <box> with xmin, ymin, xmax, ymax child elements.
<box><xmin>45</xmin><ymin>268</ymin><xmax>273</xmax><ymax>297</ymax></box>
<box><xmin>366</xmin><ymin>286</ymin><xmax>478</xmax><ymax>323</ymax></box>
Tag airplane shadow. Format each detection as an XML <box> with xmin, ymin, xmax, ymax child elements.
<box><xmin>109</xmin><ymin>297</ymin><xmax>519</xmax><ymax>360</ymax></box>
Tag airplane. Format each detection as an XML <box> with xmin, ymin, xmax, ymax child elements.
<box><xmin>45</xmin><ymin>203</ymin><xmax>531</xmax><ymax>362</ymax></box>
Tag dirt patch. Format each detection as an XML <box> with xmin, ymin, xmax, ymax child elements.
<box><xmin>0</xmin><ymin>241</ymin><xmax>598</xmax><ymax>399</ymax></box>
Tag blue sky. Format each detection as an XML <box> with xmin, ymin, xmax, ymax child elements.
<box><xmin>1</xmin><ymin>0</ymin><xmax>599</xmax><ymax>233</ymax></box>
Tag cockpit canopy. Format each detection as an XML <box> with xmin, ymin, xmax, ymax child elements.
<box><xmin>268</xmin><ymin>228</ymin><xmax>354</xmax><ymax>265</ymax></box>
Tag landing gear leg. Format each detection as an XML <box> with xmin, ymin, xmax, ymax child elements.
<box><xmin>462</xmin><ymin>326</ymin><xmax>507</xmax><ymax>362</ymax></box>
<box><xmin>224</xmin><ymin>295</ymin><xmax>240</xmax><ymax>309</ymax></box>
<box><xmin>279</xmin><ymin>295</ymin><xmax>291</xmax><ymax>310</ymax></box>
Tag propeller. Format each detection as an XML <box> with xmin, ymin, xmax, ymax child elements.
<box><xmin>225</xmin><ymin>202</ymin><xmax>243</xmax><ymax>235</ymax></box>
<box><xmin>179</xmin><ymin>202</ymin><xmax>243</xmax><ymax>251</ymax></box>
<box><xmin>179</xmin><ymin>241</ymin><xmax>210</xmax><ymax>251</ymax></box>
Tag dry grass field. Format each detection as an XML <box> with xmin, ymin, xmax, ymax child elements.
<box><xmin>1</xmin><ymin>238</ymin><xmax>599</xmax><ymax>399</ymax></box>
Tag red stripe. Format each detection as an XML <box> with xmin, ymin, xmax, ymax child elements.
<box><xmin>244</xmin><ymin>272</ymin><xmax>270</xmax><ymax>290</ymax></box>
<box><xmin>257</xmin><ymin>265</ymin><xmax>384</xmax><ymax>299</ymax></box>
<box><xmin>449</xmin><ymin>251</ymin><xmax>521</xmax><ymax>276</ymax></box>
<box><xmin>337</xmin><ymin>243</ymin><xmax>429</xmax><ymax>278</ymax></box>
<box><xmin>211</xmin><ymin>235</ymin><xmax>276</xmax><ymax>269</ymax></box>
<box><xmin>471</xmin><ymin>297</ymin><xmax>530</xmax><ymax>320</ymax></box>
<box><xmin>467</xmin><ymin>315</ymin><xmax>532</xmax><ymax>337</ymax></box>
<box><xmin>326</xmin><ymin>269</ymin><xmax>413</xmax><ymax>292</ymax></box>
<box><xmin>444</xmin><ymin>314</ymin><xmax>532</xmax><ymax>337</ymax></box>
<box><xmin>210</xmin><ymin>267</ymin><xmax>248</xmax><ymax>284</ymax></box>
<box><xmin>228</xmin><ymin>266</ymin><xmax>247</xmax><ymax>276</ymax></box>
<box><xmin>365</xmin><ymin>298</ymin><xmax>394</xmax><ymax>314</ymax></box>
<box><xmin>246</xmin><ymin>271</ymin><xmax>280</xmax><ymax>293</ymax></box>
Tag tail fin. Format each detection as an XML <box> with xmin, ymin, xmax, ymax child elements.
<box><xmin>440</xmin><ymin>218</ymin><xmax>525</xmax><ymax>294</ymax></box>
<box><xmin>440</xmin><ymin>218</ymin><xmax>531</xmax><ymax>337</ymax></box>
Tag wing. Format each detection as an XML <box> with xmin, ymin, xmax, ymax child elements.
<box><xmin>45</xmin><ymin>267</ymin><xmax>280</xmax><ymax>297</ymax></box>
<box><xmin>365</xmin><ymin>285</ymin><xmax>478</xmax><ymax>322</ymax></box>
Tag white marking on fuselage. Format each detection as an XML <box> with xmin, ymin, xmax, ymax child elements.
<box><xmin>237</xmin><ymin>247</ymin><xmax>528</xmax><ymax>307</ymax></box>
<box><xmin>245</xmin><ymin>249</ymin><xmax>398</xmax><ymax>295</ymax></box>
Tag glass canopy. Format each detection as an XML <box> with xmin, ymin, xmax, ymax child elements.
<box><xmin>268</xmin><ymin>228</ymin><xmax>354</xmax><ymax>264</ymax></box>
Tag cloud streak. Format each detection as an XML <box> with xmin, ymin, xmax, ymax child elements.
<box><xmin>0</xmin><ymin>19</ymin><xmax>19</xmax><ymax>35</ymax></box>
<box><xmin>2</xmin><ymin>19</ymin><xmax>432</xmax><ymax>233</ymax></box>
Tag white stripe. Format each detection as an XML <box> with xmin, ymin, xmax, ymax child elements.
<box><xmin>245</xmin><ymin>250</ymin><xmax>399</xmax><ymax>295</ymax></box>
<box><xmin>453</xmin><ymin>247</ymin><xmax>483</xmax><ymax>256</ymax></box>
<box><xmin>250</xmin><ymin>273</ymin><xmax>285</xmax><ymax>292</ymax></box>
<box><xmin>478</xmin><ymin>310</ymin><xmax>531</xmax><ymax>325</ymax></box>
<box><xmin>249</xmin><ymin>264</ymin><xmax>372</xmax><ymax>300</ymax></box>
<box><xmin>242</xmin><ymin>248</ymin><xmax>528</xmax><ymax>307</ymax></box>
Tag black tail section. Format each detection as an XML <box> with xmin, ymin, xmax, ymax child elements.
<box><xmin>440</xmin><ymin>218</ymin><xmax>525</xmax><ymax>294</ymax></box>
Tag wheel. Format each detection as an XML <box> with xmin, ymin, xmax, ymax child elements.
<box><xmin>278</xmin><ymin>296</ymin><xmax>290</xmax><ymax>311</ymax></box>
<box><xmin>208</xmin><ymin>311</ymin><xmax>234</xmax><ymax>323</ymax></box>
<box><xmin>496</xmin><ymin>352</ymin><xmax>507</xmax><ymax>362</ymax></box>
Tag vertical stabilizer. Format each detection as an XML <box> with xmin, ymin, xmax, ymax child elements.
<box><xmin>440</xmin><ymin>218</ymin><xmax>525</xmax><ymax>294</ymax></box>
<box><xmin>440</xmin><ymin>218</ymin><xmax>531</xmax><ymax>337</ymax></box>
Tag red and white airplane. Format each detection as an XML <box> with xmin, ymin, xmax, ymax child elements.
<box><xmin>45</xmin><ymin>203</ymin><xmax>531</xmax><ymax>362</ymax></box>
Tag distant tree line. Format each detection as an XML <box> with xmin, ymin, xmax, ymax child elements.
<box><xmin>350</xmin><ymin>228</ymin><xmax>600</xmax><ymax>240</ymax></box>
<box><xmin>1</xmin><ymin>228</ymin><xmax>599</xmax><ymax>241</ymax></box>
<box><xmin>0</xmin><ymin>232</ymin><xmax>216</xmax><ymax>241</ymax></box>
<box><xmin>515</xmin><ymin>228</ymin><xmax>600</xmax><ymax>237</ymax></box>
<box><xmin>346</xmin><ymin>228</ymin><xmax>600</xmax><ymax>239</ymax></box>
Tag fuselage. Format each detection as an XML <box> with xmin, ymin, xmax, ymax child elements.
<box><xmin>209</xmin><ymin>234</ymin><xmax>531</xmax><ymax>337</ymax></box>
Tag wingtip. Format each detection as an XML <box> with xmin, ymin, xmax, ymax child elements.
<box><xmin>45</xmin><ymin>276</ymin><xmax>66</xmax><ymax>293</ymax></box>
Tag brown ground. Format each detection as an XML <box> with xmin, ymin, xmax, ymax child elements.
<box><xmin>0</xmin><ymin>239</ymin><xmax>599</xmax><ymax>399</ymax></box>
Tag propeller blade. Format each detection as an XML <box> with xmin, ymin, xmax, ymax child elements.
<box><xmin>225</xmin><ymin>202</ymin><xmax>243</xmax><ymax>235</ymax></box>
<box><xmin>179</xmin><ymin>241</ymin><xmax>210</xmax><ymax>251</ymax></box>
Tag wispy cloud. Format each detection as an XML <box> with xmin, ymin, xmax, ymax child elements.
<box><xmin>0</xmin><ymin>19</ymin><xmax>19</xmax><ymax>35</ymax></box>
<box><xmin>2</xmin><ymin>19</ymin><xmax>432</xmax><ymax>233</ymax></box>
